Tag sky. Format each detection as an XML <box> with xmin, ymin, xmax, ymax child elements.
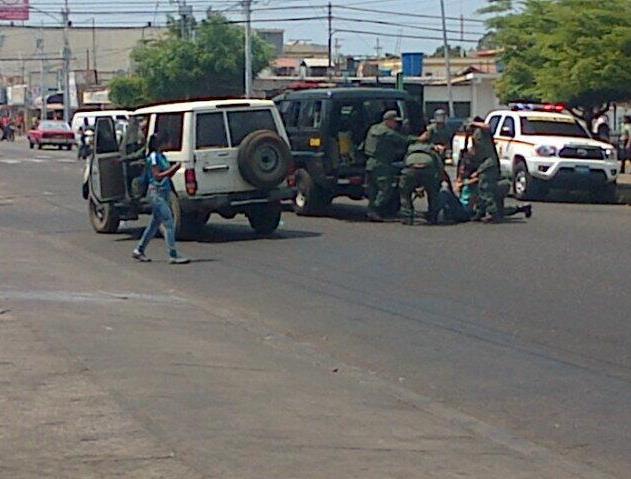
<box><xmin>17</xmin><ymin>0</ymin><xmax>491</xmax><ymax>56</ymax></box>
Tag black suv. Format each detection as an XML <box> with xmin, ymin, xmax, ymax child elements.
<box><xmin>275</xmin><ymin>88</ymin><xmax>423</xmax><ymax>214</ymax></box>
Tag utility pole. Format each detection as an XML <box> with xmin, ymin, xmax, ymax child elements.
<box><xmin>327</xmin><ymin>2</ymin><xmax>332</xmax><ymax>69</ymax></box>
<box><xmin>243</xmin><ymin>0</ymin><xmax>253</xmax><ymax>98</ymax></box>
<box><xmin>38</xmin><ymin>26</ymin><xmax>47</xmax><ymax>121</ymax></box>
<box><xmin>62</xmin><ymin>0</ymin><xmax>71</xmax><ymax>124</ymax></box>
<box><xmin>439</xmin><ymin>0</ymin><xmax>454</xmax><ymax>118</ymax></box>
<box><xmin>92</xmin><ymin>18</ymin><xmax>98</xmax><ymax>83</ymax></box>
<box><xmin>375</xmin><ymin>37</ymin><xmax>382</xmax><ymax>84</ymax></box>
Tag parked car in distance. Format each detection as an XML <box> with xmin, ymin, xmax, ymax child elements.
<box><xmin>83</xmin><ymin>99</ymin><xmax>295</xmax><ymax>237</ymax></box>
<box><xmin>274</xmin><ymin>88</ymin><xmax>424</xmax><ymax>215</ymax></box>
<box><xmin>27</xmin><ymin>120</ymin><xmax>75</xmax><ymax>150</ymax></box>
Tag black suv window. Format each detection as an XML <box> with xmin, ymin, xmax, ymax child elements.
<box><xmin>196</xmin><ymin>112</ymin><xmax>228</xmax><ymax>149</ymax></box>
<box><xmin>155</xmin><ymin>112</ymin><xmax>184</xmax><ymax>151</ymax></box>
<box><xmin>278</xmin><ymin>100</ymin><xmax>300</xmax><ymax>128</ymax></box>
<box><xmin>298</xmin><ymin>100</ymin><xmax>323</xmax><ymax>128</ymax></box>
<box><xmin>227</xmin><ymin>109</ymin><xmax>278</xmax><ymax>147</ymax></box>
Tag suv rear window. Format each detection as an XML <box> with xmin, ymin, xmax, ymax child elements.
<box><xmin>196</xmin><ymin>112</ymin><xmax>228</xmax><ymax>149</ymax></box>
<box><xmin>155</xmin><ymin>113</ymin><xmax>184</xmax><ymax>151</ymax></box>
<box><xmin>227</xmin><ymin>109</ymin><xmax>278</xmax><ymax>147</ymax></box>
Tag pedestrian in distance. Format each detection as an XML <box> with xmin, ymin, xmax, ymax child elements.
<box><xmin>363</xmin><ymin>110</ymin><xmax>420</xmax><ymax>222</ymax></box>
<box><xmin>132</xmin><ymin>133</ymin><xmax>190</xmax><ymax>264</ymax></box>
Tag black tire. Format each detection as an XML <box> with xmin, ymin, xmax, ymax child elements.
<box><xmin>592</xmin><ymin>183</ymin><xmax>618</xmax><ymax>204</ymax></box>
<box><xmin>238</xmin><ymin>130</ymin><xmax>291</xmax><ymax>190</ymax></box>
<box><xmin>247</xmin><ymin>202</ymin><xmax>282</xmax><ymax>235</ymax></box>
<box><xmin>293</xmin><ymin>168</ymin><xmax>330</xmax><ymax>215</ymax></box>
<box><xmin>513</xmin><ymin>161</ymin><xmax>546</xmax><ymax>200</ymax></box>
<box><xmin>88</xmin><ymin>197</ymin><xmax>120</xmax><ymax>233</ymax></box>
<box><xmin>165</xmin><ymin>192</ymin><xmax>208</xmax><ymax>239</ymax></box>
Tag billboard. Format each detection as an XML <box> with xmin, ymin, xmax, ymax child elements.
<box><xmin>0</xmin><ymin>0</ymin><xmax>29</xmax><ymax>21</ymax></box>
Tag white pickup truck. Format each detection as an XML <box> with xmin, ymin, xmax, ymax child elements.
<box><xmin>452</xmin><ymin>105</ymin><xmax>619</xmax><ymax>201</ymax></box>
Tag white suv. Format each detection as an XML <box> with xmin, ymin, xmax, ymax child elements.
<box><xmin>83</xmin><ymin>99</ymin><xmax>294</xmax><ymax>236</ymax></box>
<box><xmin>453</xmin><ymin>105</ymin><xmax>619</xmax><ymax>201</ymax></box>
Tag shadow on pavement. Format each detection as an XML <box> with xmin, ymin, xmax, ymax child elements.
<box><xmin>115</xmin><ymin>224</ymin><xmax>321</xmax><ymax>244</ymax></box>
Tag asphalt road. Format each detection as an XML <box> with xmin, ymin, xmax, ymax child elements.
<box><xmin>1</xmin><ymin>139</ymin><xmax>631</xmax><ymax>478</ymax></box>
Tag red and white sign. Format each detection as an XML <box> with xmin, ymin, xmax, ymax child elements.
<box><xmin>0</xmin><ymin>0</ymin><xmax>29</xmax><ymax>21</ymax></box>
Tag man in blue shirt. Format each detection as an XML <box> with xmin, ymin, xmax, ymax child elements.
<box><xmin>132</xmin><ymin>134</ymin><xmax>189</xmax><ymax>264</ymax></box>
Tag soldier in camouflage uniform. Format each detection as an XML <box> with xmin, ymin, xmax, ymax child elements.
<box><xmin>426</xmin><ymin>109</ymin><xmax>452</xmax><ymax>159</ymax></box>
<box><xmin>469</xmin><ymin>119</ymin><xmax>501</xmax><ymax>222</ymax></box>
<box><xmin>398</xmin><ymin>131</ymin><xmax>448</xmax><ymax>225</ymax></box>
<box><xmin>363</xmin><ymin>110</ymin><xmax>419</xmax><ymax>221</ymax></box>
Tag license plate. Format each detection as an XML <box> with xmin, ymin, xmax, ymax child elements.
<box><xmin>575</xmin><ymin>166</ymin><xmax>590</xmax><ymax>175</ymax></box>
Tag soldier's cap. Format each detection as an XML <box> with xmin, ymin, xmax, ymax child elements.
<box><xmin>383</xmin><ymin>110</ymin><xmax>402</xmax><ymax>122</ymax></box>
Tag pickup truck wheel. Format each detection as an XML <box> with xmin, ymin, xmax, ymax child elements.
<box><xmin>293</xmin><ymin>168</ymin><xmax>329</xmax><ymax>215</ymax></box>
<box><xmin>88</xmin><ymin>197</ymin><xmax>120</xmax><ymax>233</ymax></box>
<box><xmin>238</xmin><ymin>130</ymin><xmax>291</xmax><ymax>190</ymax></box>
<box><xmin>513</xmin><ymin>162</ymin><xmax>546</xmax><ymax>200</ymax></box>
<box><xmin>247</xmin><ymin>202</ymin><xmax>282</xmax><ymax>235</ymax></box>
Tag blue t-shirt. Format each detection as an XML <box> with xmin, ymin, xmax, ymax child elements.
<box><xmin>146</xmin><ymin>151</ymin><xmax>171</xmax><ymax>190</ymax></box>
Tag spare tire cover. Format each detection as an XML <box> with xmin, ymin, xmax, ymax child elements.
<box><xmin>237</xmin><ymin>130</ymin><xmax>291</xmax><ymax>189</ymax></box>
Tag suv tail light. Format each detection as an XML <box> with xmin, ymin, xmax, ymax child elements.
<box><xmin>185</xmin><ymin>168</ymin><xmax>197</xmax><ymax>196</ymax></box>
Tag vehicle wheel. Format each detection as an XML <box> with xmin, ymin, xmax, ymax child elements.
<box><xmin>238</xmin><ymin>130</ymin><xmax>291</xmax><ymax>189</ymax></box>
<box><xmin>293</xmin><ymin>168</ymin><xmax>330</xmax><ymax>215</ymax></box>
<box><xmin>513</xmin><ymin>162</ymin><xmax>546</xmax><ymax>200</ymax></box>
<box><xmin>247</xmin><ymin>202</ymin><xmax>282</xmax><ymax>235</ymax></box>
<box><xmin>88</xmin><ymin>197</ymin><xmax>120</xmax><ymax>233</ymax></box>
<box><xmin>592</xmin><ymin>183</ymin><xmax>618</xmax><ymax>204</ymax></box>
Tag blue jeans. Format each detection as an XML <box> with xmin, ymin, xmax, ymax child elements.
<box><xmin>136</xmin><ymin>188</ymin><xmax>177</xmax><ymax>258</ymax></box>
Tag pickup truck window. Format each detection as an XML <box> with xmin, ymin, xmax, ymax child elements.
<box><xmin>520</xmin><ymin>117</ymin><xmax>589</xmax><ymax>138</ymax></box>
<box><xmin>499</xmin><ymin>117</ymin><xmax>516</xmax><ymax>137</ymax></box>
<box><xmin>488</xmin><ymin>115</ymin><xmax>502</xmax><ymax>135</ymax></box>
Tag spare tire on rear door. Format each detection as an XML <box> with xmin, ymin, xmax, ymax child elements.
<box><xmin>238</xmin><ymin>130</ymin><xmax>291</xmax><ymax>190</ymax></box>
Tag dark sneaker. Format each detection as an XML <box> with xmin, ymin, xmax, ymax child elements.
<box><xmin>523</xmin><ymin>204</ymin><xmax>533</xmax><ymax>218</ymax></box>
<box><xmin>132</xmin><ymin>250</ymin><xmax>151</xmax><ymax>262</ymax></box>
<box><xmin>169</xmin><ymin>255</ymin><xmax>190</xmax><ymax>265</ymax></box>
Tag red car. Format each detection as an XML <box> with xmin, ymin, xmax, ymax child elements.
<box><xmin>28</xmin><ymin>120</ymin><xmax>74</xmax><ymax>150</ymax></box>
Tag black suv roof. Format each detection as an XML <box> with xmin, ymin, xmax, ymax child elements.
<box><xmin>275</xmin><ymin>87</ymin><xmax>413</xmax><ymax>101</ymax></box>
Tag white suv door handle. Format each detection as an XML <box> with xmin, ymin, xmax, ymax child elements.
<box><xmin>203</xmin><ymin>164</ymin><xmax>229</xmax><ymax>172</ymax></box>
<box><xmin>215</xmin><ymin>152</ymin><xmax>229</xmax><ymax>157</ymax></box>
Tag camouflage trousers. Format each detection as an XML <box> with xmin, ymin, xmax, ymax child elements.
<box><xmin>398</xmin><ymin>167</ymin><xmax>440</xmax><ymax>222</ymax></box>
<box><xmin>475</xmin><ymin>173</ymin><xmax>499</xmax><ymax>218</ymax></box>
<box><xmin>366</xmin><ymin>165</ymin><xmax>398</xmax><ymax>215</ymax></box>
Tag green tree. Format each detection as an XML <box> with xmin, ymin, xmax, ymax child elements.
<box><xmin>482</xmin><ymin>0</ymin><xmax>631</xmax><ymax>124</ymax></box>
<box><xmin>109</xmin><ymin>76</ymin><xmax>149</xmax><ymax>109</ymax></box>
<box><xmin>431</xmin><ymin>45</ymin><xmax>466</xmax><ymax>58</ymax></box>
<box><xmin>109</xmin><ymin>14</ymin><xmax>274</xmax><ymax>106</ymax></box>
